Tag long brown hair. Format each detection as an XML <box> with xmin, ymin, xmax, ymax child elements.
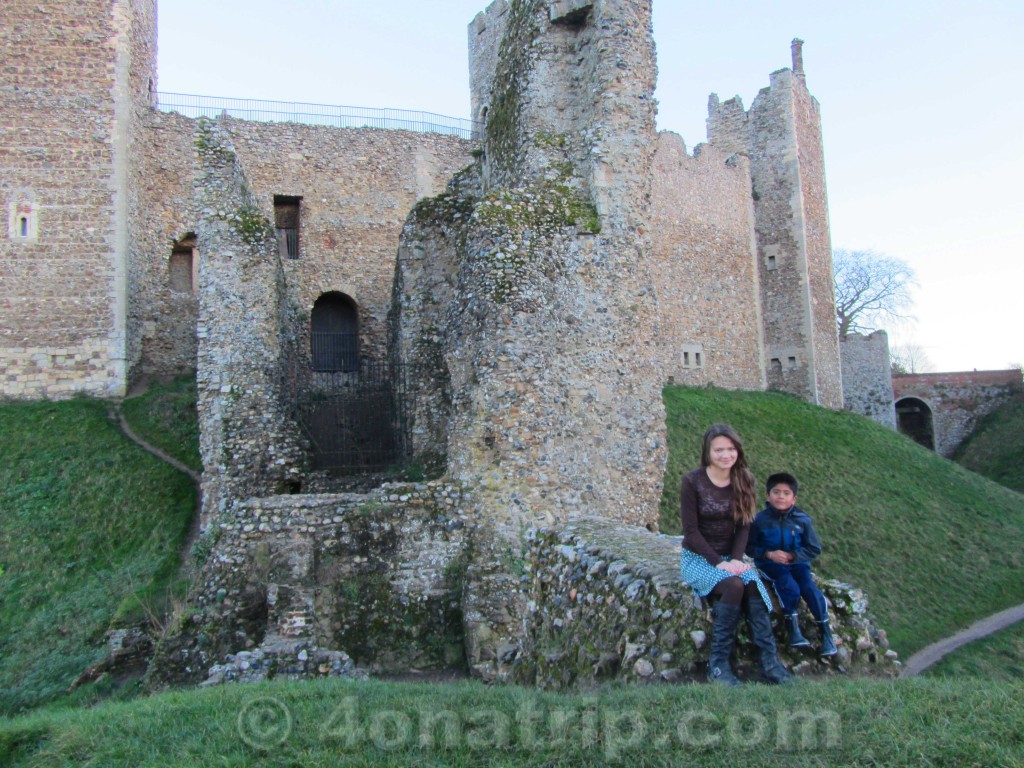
<box><xmin>700</xmin><ymin>423</ymin><xmax>757</xmax><ymax>525</ymax></box>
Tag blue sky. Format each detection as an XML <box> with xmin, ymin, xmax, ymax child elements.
<box><xmin>157</xmin><ymin>0</ymin><xmax>1024</xmax><ymax>372</ymax></box>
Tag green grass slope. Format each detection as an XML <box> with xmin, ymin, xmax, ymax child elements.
<box><xmin>119</xmin><ymin>375</ymin><xmax>201</xmax><ymax>472</ymax></box>
<box><xmin>660</xmin><ymin>386</ymin><xmax>1024</xmax><ymax>658</ymax></box>
<box><xmin>2</xmin><ymin>677</ymin><xmax>1023</xmax><ymax>767</ymax></box>
<box><xmin>0</xmin><ymin>398</ymin><xmax>196</xmax><ymax>716</ymax></box>
<box><xmin>924</xmin><ymin>621</ymin><xmax>1024</xmax><ymax>680</ymax></box>
<box><xmin>952</xmin><ymin>396</ymin><xmax>1024</xmax><ymax>493</ymax></box>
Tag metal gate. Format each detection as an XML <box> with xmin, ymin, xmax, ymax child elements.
<box><xmin>289</xmin><ymin>360</ymin><xmax>415</xmax><ymax>476</ymax></box>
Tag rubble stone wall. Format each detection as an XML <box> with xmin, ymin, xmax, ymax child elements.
<box><xmin>149</xmin><ymin>482</ymin><xmax>473</xmax><ymax>686</ymax></box>
<box><xmin>522</xmin><ymin>517</ymin><xmax>898</xmax><ymax>688</ymax></box>
<box><xmin>840</xmin><ymin>331</ymin><xmax>895</xmax><ymax>428</ymax></box>
<box><xmin>130</xmin><ymin>110</ymin><xmax>200</xmax><ymax>378</ymax></box>
<box><xmin>192</xmin><ymin>119</ymin><xmax>304</xmax><ymax>523</ymax></box>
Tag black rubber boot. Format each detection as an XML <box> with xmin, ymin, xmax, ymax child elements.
<box><xmin>818</xmin><ymin>619</ymin><xmax>838</xmax><ymax>657</ymax></box>
<box><xmin>744</xmin><ymin>597</ymin><xmax>794</xmax><ymax>684</ymax></box>
<box><xmin>707</xmin><ymin>602</ymin><xmax>743</xmax><ymax>686</ymax></box>
<box><xmin>785</xmin><ymin>613</ymin><xmax>811</xmax><ymax>647</ymax></box>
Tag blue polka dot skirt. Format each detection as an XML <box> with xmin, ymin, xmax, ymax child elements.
<box><xmin>680</xmin><ymin>548</ymin><xmax>774</xmax><ymax>612</ymax></box>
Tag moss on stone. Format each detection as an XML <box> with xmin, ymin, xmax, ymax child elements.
<box><xmin>228</xmin><ymin>205</ymin><xmax>273</xmax><ymax>248</ymax></box>
<box><xmin>486</xmin><ymin>0</ymin><xmax>544</xmax><ymax>179</ymax></box>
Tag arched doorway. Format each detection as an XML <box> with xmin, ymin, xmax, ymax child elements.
<box><xmin>311</xmin><ymin>292</ymin><xmax>358</xmax><ymax>372</ymax></box>
<box><xmin>895</xmin><ymin>397</ymin><xmax>935</xmax><ymax>450</ymax></box>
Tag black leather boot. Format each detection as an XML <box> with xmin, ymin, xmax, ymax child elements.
<box><xmin>785</xmin><ymin>613</ymin><xmax>811</xmax><ymax>647</ymax></box>
<box><xmin>744</xmin><ymin>596</ymin><xmax>794</xmax><ymax>684</ymax></box>
<box><xmin>818</xmin><ymin>619</ymin><xmax>838</xmax><ymax>657</ymax></box>
<box><xmin>707</xmin><ymin>602</ymin><xmax>743</xmax><ymax>686</ymax></box>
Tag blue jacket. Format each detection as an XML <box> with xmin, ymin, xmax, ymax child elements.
<box><xmin>746</xmin><ymin>504</ymin><xmax>822</xmax><ymax>565</ymax></box>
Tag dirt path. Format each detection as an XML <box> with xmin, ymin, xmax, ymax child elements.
<box><xmin>899</xmin><ymin>603</ymin><xmax>1024</xmax><ymax>677</ymax></box>
<box><xmin>110</xmin><ymin>403</ymin><xmax>203</xmax><ymax>574</ymax></box>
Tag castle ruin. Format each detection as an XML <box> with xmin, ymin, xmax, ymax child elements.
<box><xmin>3</xmin><ymin>0</ymin><xmax>898</xmax><ymax>686</ymax></box>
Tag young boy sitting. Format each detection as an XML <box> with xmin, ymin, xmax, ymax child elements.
<box><xmin>746</xmin><ymin>472</ymin><xmax>837</xmax><ymax>656</ymax></box>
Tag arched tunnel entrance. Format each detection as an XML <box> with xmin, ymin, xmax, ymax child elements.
<box><xmin>895</xmin><ymin>397</ymin><xmax>935</xmax><ymax>450</ymax></box>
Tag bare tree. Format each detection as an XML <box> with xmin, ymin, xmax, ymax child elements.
<box><xmin>891</xmin><ymin>342</ymin><xmax>935</xmax><ymax>375</ymax></box>
<box><xmin>833</xmin><ymin>249</ymin><xmax>916</xmax><ymax>338</ymax></box>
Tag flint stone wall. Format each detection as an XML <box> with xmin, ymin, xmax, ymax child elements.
<box><xmin>149</xmin><ymin>482</ymin><xmax>473</xmax><ymax>687</ymax></box>
<box><xmin>840</xmin><ymin>331</ymin><xmax>895</xmax><ymax>428</ymax></box>
<box><xmin>192</xmin><ymin>119</ymin><xmax>305</xmax><ymax>523</ymax></box>
<box><xmin>649</xmin><ymin>135</ymin><xmax>765</xmax><ymax>390</ymax></box>
<box><xmin>522</xmin><ymin>517</ymin><xmax>898</xmax><ymax>688</ymax></box>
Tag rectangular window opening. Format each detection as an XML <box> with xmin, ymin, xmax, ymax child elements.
<box><xmin>274</xmin><ymin>195</ymin><xmax>301</xmax><ymax>259</ymax></box>
<box><xmin>169</xmin><ymin>249</ymin><xmax>195</xmax><ymax>294</ymax></box>
<box><xmin>695</xmin><ymin>352</ymin><xmax>703</xmax><ymax>367</ymax></box>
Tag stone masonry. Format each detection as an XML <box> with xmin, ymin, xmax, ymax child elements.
<box><xmin>840</xmin><ymin>331</ymin><xmax>896</xmax><ymax>428</ymax></box>
<box><xmin>1</xmin><ymin>0</ymin><xmax>156</xmax><ymax>398</ymax></box>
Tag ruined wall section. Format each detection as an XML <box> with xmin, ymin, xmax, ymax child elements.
<box><xmin>192</xmin><ymin>120</ymin><xmax>304</xmax><ymax>525</ymax></box>
<box><xmin>840</xmin><ymin>331</ymin><xmax>895</xmax><ymax>428</ymax></box>
<box><xmin>130</xmin><ymin>111</ymin><xmax>200</xmax><ymax>378</ymax></box>
<box><xmin>150</xmin><ymin>482</ymin><xmax>472</xmax><ymax>686</ymax></box>
<box><xmin>422</xmin><ymin>0</ymin><xmax>666</xmax><ymax>532</ymax></box>
<box><xmin>474</xmin><ymin>0</ymin><xmax>657</xmax><ymax>230</ymax></box>
<box><xmin>707</xmin><ymin>43</ymin><xmax>842</xmax><ymax>408</ymax></box>
<box><xmin>523</xmin><ymin>518</ymin><xmax>898</xmax><ymax>687</ymax></box>
<box><xmin>0</xmin><ymin>0</ymin><xmax>154</xmax><ymax>397</ymax></box>
<box><xmin>469</xmin><ymin>1</ymin><xmax>512</xmax><ymax>135</ymax></box>
<box><xmin>223</xmin><ymin>120</ymin><xmax>474</xmax><ymax>365</ymax></box>
<box><xmin>649</xmin><ymin>134</ymin><xmax>765</xmax><ymax>390</ymax></box>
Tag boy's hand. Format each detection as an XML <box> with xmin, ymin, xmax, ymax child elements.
<box><xmin>767</xmin><ymin>550</ymin><xmax>793</xmax><ymax>564</ymax></box>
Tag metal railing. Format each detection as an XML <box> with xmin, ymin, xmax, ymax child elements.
<box><xmin>156</xmin><ymin>92</ymin><xmax>479</xmax><ymax>140</ymax></box>
<box><xmin>287</xmin><ymin>359</ymin><xmax>418</xmax><ymax>476</ymax></box>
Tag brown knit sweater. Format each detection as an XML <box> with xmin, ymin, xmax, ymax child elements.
<box><xmin>680</xmin><ymin>467</ymin><xmax>749</xmax><ymax>566</ymax></box>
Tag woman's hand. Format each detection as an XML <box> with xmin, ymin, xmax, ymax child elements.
<box><xmin>716</xmin><ymin>559</ymin><xmax>750</xmax><ymax>575</ymax></box>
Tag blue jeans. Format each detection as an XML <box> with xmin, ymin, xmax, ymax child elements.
<box><xmin>757</xmin><ymin>561</ymin><xmax>828</xmax><ymax>620</ymax></box>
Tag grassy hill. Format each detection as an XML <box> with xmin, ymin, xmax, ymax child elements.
<box><xmin>952</xmin><ymin>395</ymin><xmax>1024</xmax><ymax>493</ymax></box>
<box><xmin>660</xmin><ymin>386</ymin><xmax>1024</xmax><ymax>657</ymax></box>
<box><xmin>0</xmin><ymin>396</ymin><xmax>196</xmax><ymax>716</ymax></box>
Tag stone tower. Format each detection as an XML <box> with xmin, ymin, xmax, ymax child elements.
<box><xmin>393</xmin><ymin>0</ymin><xmax>667</xmax><ymax>529</ymax></box>
<box><xmin>0</xmin><ymin>0</ymin><xmax>157</xmax><ymax>398</ymax></box>
<box><xmin>707</xmin><ymin>40</ymin><xmax>842</xmax><ymax>407</ymax></box>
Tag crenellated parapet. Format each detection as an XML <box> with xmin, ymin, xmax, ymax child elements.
<box><xmin>707</xmin><ymin>40</ymin><xmax>843</xmax><ymax>408</ymax></box>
